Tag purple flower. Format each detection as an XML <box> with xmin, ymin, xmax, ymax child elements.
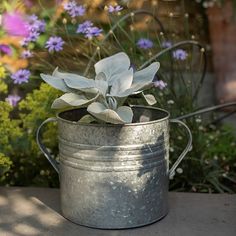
<box><xmin>28</xmin><ymin>14</ymin><xmax>38</xmax><ymax>22</ymax></box>
<box><xmin>35</xmin><ymin>20</ymin><xmax>46</xmax><ymax>32</ymax></box>
<box><xmin>2</xmin><ymin>12</ymin><xmax>29</xmax><ymax>37</ymax></box>
<box><xmin>6</xmin><ymin>94</ymin><xmax>21</xmax><ymax>107</ymax></box>
<box><xmin>26</xmin><ymin>15</ymin><xmax>46</xmax><ymax>33</ymax></box>
<box><xmin>20</xmin><ymin>15</ymin><xmax>45</xmax><ymax>45</ymax></box>
<box><xmin>69</xmin><ymin>5</ymin><xmax>86</xmax><ymax>17</ymax></box>
<box><xmin>108</xmin><ymin>5</ymin><xmax>123</xmax><ymax>13</ymax></box>
<box><xmin>63</xmin><ymin>0</ymin><xmax>77</xmax><ymax>11</ymax></box>
<box><xmin>173</xmin><ymin>49</ymin><xmax>188</xmax><ymax>60</ymax></box>
<box><xmin>45</xmin><ymin>36</ymin><xmax>64</xmax><ymax>52</ymax></box>
<box><xmin>27</xmin><ymin>31</ymin><xmax>40</xmax><ymax>42</ymax></box>
<box><xmin>21</xmin><ymin>50</ymin><xmax>33</xmax><ymax>58</ymax></box>
<box><xmin>20</xmin><ymin>38</ymin><xmax>30</xmax><ymax>47</ymax></box>
<box><xmin>154</xmin><ymin>80</ymin><xmax>167</xmax><ymax>90</ymax></box>
<box><xmin>0</xmin><ymin>44</ymin><xmax>12</xmax><ymax>55</ymax></box>
<box><xmin>137</xmin><ymin>38</ymin><xmax>153</xmax><ymax>49</ymax></box>
<box><xmin>11</xmin><ymin>69</ymin><xmax>31</xmax><ymax>84</ymax></box>
<box><xmin>76</xmin><ymin>21</ymin><xmax>93</xmax><ymax>33</ymax></box>
<box><xmin>85</xmin><ymin>27</ymin><xmax>103</xmax><ymax>39</ymax></box>
<box><xmin>161</xmin><ymin>41</ymin><xmax>172</xmax><ymax>48</ymax></box>
<box><xmin>64</xmin><ymin>1</ymin><xmax>85</xmax><ymax>18</ymax></box>
<box><xmin>76</xmin><ymin>21</ymin><xmax>102</xmax><ymax>39</ymax></box>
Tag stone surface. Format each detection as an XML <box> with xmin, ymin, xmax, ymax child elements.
<box><xmin>0</xmin><ymin>187</ymin><xmax>235</xmax><ymax>236</ymax></box>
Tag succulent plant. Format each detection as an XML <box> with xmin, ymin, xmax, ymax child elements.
<box><xmin>40</xmin><ymin>52</ymin><xmax>160</xmax><ymax>124</ymax></box>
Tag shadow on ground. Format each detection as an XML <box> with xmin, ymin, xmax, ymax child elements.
<box><xmin>0</xmin><ymin>187</ymin><xmax>235</xmax><ymax>236</ymax></box>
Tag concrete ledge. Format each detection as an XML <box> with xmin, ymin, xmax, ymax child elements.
<box><xmin>0</xmin><ymin>187</ymin><xmax>235</xmax><ymax>236</ymax></box>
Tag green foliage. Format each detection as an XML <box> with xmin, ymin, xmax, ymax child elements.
<box><xmin>0</xmin><ymin>102</ymin><xmax>22</xmax><ymax>154</ymax></box>
<box><xmin>0</xmin><ymin>85</ymin><xmax>60</xmax><ymax>186</ymax></box>
<box><xmin>0</xmin><ymin>80</ymin><xmax>7</xmax><ymax>94</ymax></box>
<box><xmin>8</xmin><ymin>83</ymin><xmax>61</xmax><ymax>187</ymax></box>
<box><xmin>0</xmin><ymin>153</ymin><xmax>12</xmax><ymax>180</ymax></box>
<box><xmin>0</xmin><ymin>102</ymin><xmax>21</xmax><ymax>182</ymax></box>
<box><xmin>19</xmin><ymin>82</ymin><xmax>61</xmax><ymax>152</ymax></box>
<box><xmin>169</xmin><ymin>123</ymin><xmax>236</xmax><ymax>193</ymax></box>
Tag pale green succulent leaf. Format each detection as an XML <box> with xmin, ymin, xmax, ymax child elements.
<box><xmin>116</xmin><ymin>106</ymin><xmax>133</xmax><ymax>123</ymax></box>
<box><xmin>94</xmin><ymin>80</ymin><xmax>108</xmax><ymax>97</ymax></box>
<box><xmin>142</xmin><ymin>93</ymin><xmax>157</xmax><ymax>105</ymax></box>
<box><xmin>53</xmin><ymin>67</ymin><xmax>88</xmax><ymax>83</ymax></box>
<box><xmin>112</xmin><ymin>82</ymin><xmax>152</xmax><ymax>98</ymax></box>
<box><xmin>63</xmin><ymin>76</ymin><xmax>95</xmax><ymax>89</ymax></box>
<box><xmin>110</xmin><ymin>62</ymin><xmax>159</xmax><ymax>98</ymax></box>
<box><xmin>41</xmin><ymin>54</ymin><xmax>161</xmax><ymax>124</ymax></box>
<box><xmin>95</xmin><ymin>72</ymin><xmax>107</xmax><ymax>81</ymax></box>
<box><xmin>133</xmin><ymin>62</ymin><xmax>160</xmax><ymax>84</ymax></box>
<box><xmin>110</xmin><ymin>68</ymin><xmax>133</xmax><ymax>97</ymax></box>
<box><xmin>87</xmin><ymin>102</ymin><xmax>132</xmax><ymax>124</ymax></box>
<box><xmin>95</xmin><ymin>72</ymin><xmax>109</xmax><ymax>96</ymax></box>
<box><xmin>40</xmin><ymin>73</ymin><xmax>69</xmax><ymax>92</ymax></box>
<box><xmin>94</xmin><ymin>52</ymin><xmax>130</xmax><ymax>85</ymax></box>
<box><xmin>51</xmin><ymin>93</ymin><xmax>98</xmax><ymax>109</ymax></box>
<box><xmin>53</xmin><ymin>67</ymin><xmax>96</xmax><ymax>92</ymax></box>
<box><xmin>78</xmin><ymin>114</ymin><xmax>96</xmax><ymax>123</ymax></box>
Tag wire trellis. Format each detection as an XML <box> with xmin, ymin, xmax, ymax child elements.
<box><xmin>84</xmin><ymin>9</ymin><xmax>235</xmax><ymax>123</ymax></box>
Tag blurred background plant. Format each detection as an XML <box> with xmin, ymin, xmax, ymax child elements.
<box><xmin>0</xmin><ymin>0</ymin><xmax>235</xmax><ymax>192</ymax></box>
<box><xmin>196</xmin><ymin>0</ymin><xmax>236</xmax><ymax>9</ymax></box>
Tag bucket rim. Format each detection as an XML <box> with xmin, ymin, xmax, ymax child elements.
<box><xmin>56</xmin><ymin>105</ymin><xmax>170</xmax><ymax>127</ymax></box>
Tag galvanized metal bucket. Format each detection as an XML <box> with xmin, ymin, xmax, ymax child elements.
<box><xmin>36</xmin><ymin>106</ymin><xmax>192</xmax><ymax>229</ymax></box>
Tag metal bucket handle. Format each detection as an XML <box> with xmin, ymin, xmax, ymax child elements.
<box><xmin>36</xmin><ymin>117</ymin><xmax>192</xmax><ymax>178</ymax></box>
<box><xmin>169</xmin><ymin>119</ymin><xmax>192</xmax><ymax>179</ymax></box>
<box><xmin>36</xmin><ymin>117</ymin><xmax>59</xmax><ymax>174</ymax></box>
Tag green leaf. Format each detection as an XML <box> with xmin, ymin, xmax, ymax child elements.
<box><xmin>51</xmin><ymin>93</ymin><xmax>98</xmax><ymax>109</ymax></box>
<box><xmin>37</xmin><ymin>35</ymin><xmax>47</xmax><ymax>47</ymax></box>
<box><xmin>94</xmin><ymin>80</ymin><xmax>108</xmax><ymax>97</ymax></box>
<box><xmin>94</xmin><ymin>52</ymin><xmax>130</xmax><ymax>85</ymax></box>
<box><xmin>133</xmin><ymin>62</ymin><xmax>160</xmax><ymax>84</ymax></box>
<box><xmin>3</xmin><ymin>0</ymin><xmax>12</xmax><ymax>11</ymax></box>
<box><xmin>142</xmin><ymin>93</ymin><xmax>157</xmax><ymax>105</ymax></box>
<box><xmin>40</xmin><ymin>73</ymin><xmax>70</xmax><ymax>92</ymax></box>
<box><xmin>95</xmin><ymin>72</ymin><xmax>106</xmax><ymax>81</ymax></box>
<box><xmin>87</xmin><ymin>102</ymin><xmax>133</xmax><ymax>124</ymax></box>
<box><xmin>53</xmin><ymin>68</ymin><xmax>99</xmax><ymax>94</ymax></box>
<box><xmin>110</xmin><ymin>69</ymin><xmax>133</xmax><ymax>96</ymax></box>
<box><xmin>116</xmin><ymin>106</ymin><xmax>133</xmax><ymax>123</ymax></box>
<box><xmin>114</xmin><ymin>82</ymin><xmax>152</xmax><ymax>97</ymax></box>
<box><xmin>78</xmin><ymin>114</ymin><xmax>96</xmax><ymax>124</ymax></box>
